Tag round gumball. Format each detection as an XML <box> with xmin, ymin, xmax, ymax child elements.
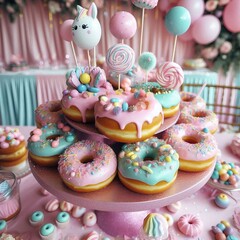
<box><xmin>165</xmin><ymin>6</ymin><xmax>191</xmax><ymax>36</ymax></box>
<box><xmin>214</xmin><ymin>193</ymin><xmax>230</xmax><ymax>209</ymax></box>
<box><xmin>72</xmin><ymin>3</ymin><xmax>102</xmax><ymax>50</ymax></box>
<box><xmin>106</xmin><ymin>44</ymin><xmax>135</xmax><ymax>74</ymax></box>
<box><xmin>110</xmin><ymin>11</ymin><xmax>137</xmax><ymax>40</ymax></box>
<box><xmin>60</xmin><ymin>19</ymin><xmax>74</xmax><ymax>42</ymax></box>
<box><xmin>138</xmin><ymin>52</ymin><xmax>156</xmax><ymax>72</ymax></box>
<box><xmin>132</xmin><ymin>0</ymin><xmax>159</xmax><ymax>9</ymax></box>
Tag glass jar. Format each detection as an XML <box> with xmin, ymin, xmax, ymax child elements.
<box><xmin>0</xmin><ymin>170</ymin><xmax>21</xmax><ymax>221</ymax></box>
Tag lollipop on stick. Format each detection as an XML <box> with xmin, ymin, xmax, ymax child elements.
<box><xmin>60</xmin><ymin>19</ymin><xmax>78</xmax><ymax>67</ymax></box>
<box><xmin>110</xmin><ymin>11</ymin><xmax>137</xmax><ymax>44</ymax></box>
<box><xmin>164</xmin><ymin>6</ymin><xmax>191</xmax><ymax>62</ymax></box>
<box><xmin>106</xmin><ymin>43</ymin><xmax>135</xmax><ymax>90</ymax></box>
<box><xmin>132</xmin><ymin>0</ymin><xmax>159</xmax><ymax>55</ymax></box>
<box><xmin>72</xmin><ymin>3</ymin><xmax>102</xmax><ymax>67</ymax></box>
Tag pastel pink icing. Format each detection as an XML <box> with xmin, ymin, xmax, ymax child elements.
<box><xmin>163</xmin><ymin>123</ymin><xmax>218</xmax><ymax>161</ymax></box>
<box><xmin>44</xmin><ymin>199</ymin><xmax>59</xmax><ymax>212</ymax></box>
<box><xmin>177</xmin><ymin>214</ymin><xmax>203</xmax><ymax>237</ymax></box>
<box><xmin>94</xmin><ymin>91</ymin><xmax>164</xmax><ymax>138</ymax></box>
<box><xmin>58</xmin><ymin>140</ymin><xmax>117</xmax><ymax>187</ymax></box>
<box><xmin>178</xmin><ymin>107</ymin><xmax>219</xmax><ymax>133</ymax></box>
<box><xmin>0</xmin><ymin>198</ymin><xmax>20</xmax><ymax>219</ymax></box>
<box><xmin>180</xmin><ymin>92</ymin><xmax>206</xmax><ymax>110</ymax></box>
<box><xmin>166</xmin><ymin>201</ymin><xmax>182</xmax><ymax>213</ymax></box>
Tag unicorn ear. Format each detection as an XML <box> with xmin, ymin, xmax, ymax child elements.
<box><xmin>76</xmin><ymin>5</ymin><xmax>83</xmax><ymax>18</ymax></box>
<box><xmin>88</xmin><ymin>3</ymin><xmax>98</xmax><ymax>19</ymax></box>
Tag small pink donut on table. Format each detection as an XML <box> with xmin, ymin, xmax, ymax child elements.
<box><xmin>180</xmin><ymin>92</ymin><xmax>206</xmax><ymax>110</ymax></box>
<box><xmin>178</xmin><ymin>107</ymin><xmax>219</xmax><ymax>134</ymax></box>
<box><xmin>58</xmin><ymin>140</ymin><xmax>117</xmax><ymax>192</ymax></box>
<box><xmin>163</xmin><ymin>123</ymin><xmax>218</xmax><ymax>172</ymax></box>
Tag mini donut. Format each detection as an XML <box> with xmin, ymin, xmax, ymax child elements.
<box><xmin>118</xmin><ymin>137</ymin><xmax>179</xmax><ymax>194</ymax></box>
<box><xmin>56</xmin><ymin>211</ymin><xmax>70</xmax><ymax>228</ymax></box>
<box><xmin>61</xmin><ymin>66</ymin><xmax>113</xmax><ymax>123</ymax></box>
<box><xmin>82</xmin><ymin>211</ymin><xmax>97</xmax><ymax>227</ymax></box>
<box><xmin>35</xmin><ymin>100</ymin><xmax>63</xmax><ymax>128</ymax></box>
<box><xmin>214</xmin><ymin>193</ymin><xmax>230</xmax><ymax>209</ymax></box>
<box><xmin>0</xmin><ymin>127</ymin><xmax>28</xmax><ymax>173</ymax></box>
<box><xmin>0</xmin><ymin>220</ymin><xmax>7</xmax><ymax>234</ymax></box>
<box><xmin>94</xmin><ymin>90</ymin><xmax>164</xmax><ymax>143</ymax></box>
<box><xmin>58</xmin><ymin>140</ymin><xmax>117</xmax><ymax>192</ymax></box>
<box><xmin>29</xmin><ymin>211</ymin><xmax>44</xmax><ymax>227</ymax></box>
<box><xmin>178</xmin><ymin>107</ymin><xmax>219</xmax><ymax>134</ymax></box>
<box><xmin>28</xmin><ymin>123</ymin><xmax>77</xmax><ymax>167</ymax></box>
<box><xmin>180</xmin><ymin>91</ymin><xmax>206</xmax><ymax>110</ymax></box>
<box><xmin>163</xmin><ymin>123</ymin><xmax>218</xmax><ymax>172</ymax></box>
<box><xmin>39</xmin><ymin>223</ymin><xmax>57</xmax><ymax>240</ymax></box>
<box><xmin>132</xmin><ymin>82</ymin><xmax>180</xmax><ymax>118</ymax></box>
<box><xmin>177</xmin><ymin>214</ymin><xmax>203</xmax><ymax>237</ymax></box>
<box><xmin>163</xmin><ymin>213</ymin><xmax>174</xmax><ymax>227</ymax></box>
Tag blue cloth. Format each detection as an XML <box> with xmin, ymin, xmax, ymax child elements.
<box><xmin>183</xmin><ymin>70</ymin><xmax>218</xmax><ymax>111</ymax></box>
<box><xmin>0</xmin><ymin>74</ymin><xmax>37</xmax><ymax>126</ymax></box>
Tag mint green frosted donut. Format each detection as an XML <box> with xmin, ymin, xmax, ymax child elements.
<box><xmin>30</xmin><ymin>211</ymin><xmax>44</xmax><ymax>223</ymax></box>
<box><xmin>56</xmin><ymin>211</ymin><xmax>70</xmax><ymax>223</ymax></box>
<box><xmin>0</xmin><ymin>219</ymin><xmax>7</xmax><ymax>230</ymax></box>
<box><xmin>40</xmin><ymin>223</ymin><xmax>55</xmax><ymax>236</ymax></box>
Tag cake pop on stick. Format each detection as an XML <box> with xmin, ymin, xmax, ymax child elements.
<box><xmin>106</xmin><ymin>43</ymin><xmax>135</xmax><ymax>90</ymax></box>
<box><xmin>164</xmin><ymin>6</ymin><xmax>191</xmax><ymax>62</ymax></box>
<box><xmin>60</xmin><ymin>19</ymin><xmax>78</xmax><ymax>67</ymax></box>
<box><xmin>72</xmin><ymin>3</ymin><xmax>102</xmax><ymax>68</ymax></box>
<box><xmin>131</xmin><ymin>0</ymin><xmax>159</xmax><ymax>55</ymax></box>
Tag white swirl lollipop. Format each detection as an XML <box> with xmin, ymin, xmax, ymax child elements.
<box><xmin>156</xmin><ymin>61</ymin><xmax>184</xmax><ymax>89</ymax></box>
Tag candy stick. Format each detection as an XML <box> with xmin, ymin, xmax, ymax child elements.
<box><xmin>70</xmin><ymin>41</ymin><xmax>78</xmax><ymax>67</ymax></box>
<box><xmin>93</xmin><ymin>46</ymin><xmax>96</xmax><ymax>67</ymax></box>
<box><xmin>196</xmin><ymin>82</ymin><xmax>207</xmax><ymax>98</ymax></box>
<box><xmin>87</xmin><ymin>50</ymin><xmax>91</xmax><ymax>68</ymax></box>
<box><xmin>139</xmin><ymin>8</ymin><xmax>145</xmax><ymax>55</ymax></box>
<box><xmin>118</xmin><ymin>74</ymin><xmax>121</xmax><ymax>90</ymax></box>
<box><xmin>171</xmin><ymin>35</ymin><xmax>178</xmax><ymax>62</ymax></box>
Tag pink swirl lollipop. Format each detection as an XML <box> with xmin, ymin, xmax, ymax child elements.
<box><xmin>156</xmin><ymin>61</ymin><xmax>184</xmax><ymax>89</ymax></box>
<box><xmin>132</xmin><ymin>0</ymin><xmax>159</xmax><ymax>9</ymax></box>
<box><xmin>106</xmin><ymin>43</ymin><xmax>135</xmax><ymax>74</ymax></box>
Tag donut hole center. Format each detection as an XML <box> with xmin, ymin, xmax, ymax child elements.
<box><xmin>193</xmin><ymin>111</ymin><xmax>206</xmax><ymax>118</ymax></box>
<box><xmin>49</xmin><ymin>105</ymin><xmax>61</xmax><ymax>113</ymax></box>
<box><xmin>182</xmin><ymin>136</ymin><xmax>199</xmax><ymax>144</ymax></box>
<box><xmin>143</xmin><ymin>153</ymin><xmax>156</xmax><ymax>161</ymax></box>
<box><xmin>46</xmin><ymin>134</ymin><xmax>61</xmax><ymax>141</ymax></box>
<box><xmin>188</xmin><ymin>220</ymin><xmax>194</xmax><ymax>224</ymax></box>
<box><xmin>182</xmin><ymin>95</ymin><xmax>195</xmax><ymax>102</ymax></box>
<box><xmin>80</xmin><ymin>155</ymin><xmax>94</xmax><ymax>164</ymax></box>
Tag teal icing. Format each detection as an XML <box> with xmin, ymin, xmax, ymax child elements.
<box><xmin>133</xmin><ymin>82</ymin><xmax>180</xmax><ymax>108</ymax></box>
<box><xmin>28</xmin><ymin>124</ymin><xmax>77</xmax><ymax>157</ymax></box>
<box><xmin>118</xmin><ymin>137</ymin><xmax>179</xmax><ymax>185</ymax></box>
<box><xmin>40</xmin><ymin>223</ymin><xmax>55</xmax><ymax>236</ymax></box>
<box><xmin>31</xmin><ymin>211</ymin><xmax>44</xmax><ymax>222</ymax></box>
<box><xmin>0</xmin><ymin>220</ymin><xmax>6</xmax><ymax>230</ymax></box>
<box><xmin>57</xmin><ymin>211</ymin><xmax>70</xmax><ymax>223</ymax></box>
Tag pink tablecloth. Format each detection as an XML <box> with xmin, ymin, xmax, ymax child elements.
<box><xmin>3</xmin><ymin>127</ymin><xmax>240</xmax><ymax>239</ymax></box>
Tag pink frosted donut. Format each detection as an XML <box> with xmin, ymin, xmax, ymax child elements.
<box><xmin>180</xmin><ymin>92</ymin><xmax>206</xmax><ymax>110</ymax></box>
<box><xmin>177</xmin><ymin>214</ymin><xmax>203</xmax><ymax>237</ymax></box>
<box><xmin>178</xmin><ymin>107</ymin><xmax>219</xmax><ymax>134</ymax></box>
<box><xmin>230</xmin><ymin>133</ymin><xmax>240</xmax><ymax>158</ymax></box>
<box><xmin>58</xmin><ymin>140</ymin><xmax>117</xmax><ymax>192</ymax></box>
<box><xmin>163</xmin><ymin>123</ymin><xmax>218</xmax><ymax>172</ymax></box>
<box><xmin>35</xmin><ymin>100</ymin><xmax>63</xmax><ymax>128</ymax></box>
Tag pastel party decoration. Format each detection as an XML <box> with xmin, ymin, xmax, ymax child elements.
<box><xmin>106</xmin><ymin>43</ymin><xmax>135</xmax><ymax>90</ymax></box>
<box><xmin>192</xmin><ymin>15</ymin><xmax>221</xmax><ymax>45</ymax></box>
<box><xmin>223</xmin><ymin>0</ymin><xmax>240</xmax><ymax>33</ymax></box>
<box><xmin>156</xmin><ymin>61</ymin><xmax>184</xmax><ymax>89</ymax></box>
<box><xmin>72</xmin><ymin>3</ymin><xmax>101</xmax><ymax>67</ymax></box>
<box><xmin>110</xmin><ymin>11</ymin><xmax>137</xmax><ymax>41</ymax></box>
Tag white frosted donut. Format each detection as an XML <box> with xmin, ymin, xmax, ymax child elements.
<box><xmin>58</xmin><ymin>140</ymin><xmax>117</xmax><ymax>192</ymax></box>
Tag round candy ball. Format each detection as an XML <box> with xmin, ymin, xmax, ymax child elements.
<box><xmin>80</xmin><ymin>73</ymin><xmax>91</xmax><ymax>84</ymax></box>
<box><xmin>60</xmin><ymin>19</ymin><xmax>74</xmax><ymax>42</ymax></box>
<box><xmin>165</xmin><ymin>6</ymin><xmax>191</xmax><ymax>36</ymax></box>
<box><xmin>110</xmin><ymin>11</ymin><xmax>137</xmax><ymax>40</ymax></box>
<box><xmin>215</xmin><ymin>193</ymin><xmax>230</xmax><ymax>209</ymax></box>
<box><xmin>138</xmin><ymin>52</ymin><xmax>156</xmax><ymax>71</ymax></box>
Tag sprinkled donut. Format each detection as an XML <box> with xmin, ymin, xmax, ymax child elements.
<box><xmin>163</xmin><ymin>123</ymin><xmax>218</xmax><ymax>172</ymax></box>
<box><xmin>178</xmin><ymin>107</ymin><xmax>219</xmax><ymax>134</ymax></box>
<box><xmin>28</xmin><ymin>123</ymin><xmax>77</xmax><ymax>167</ymax></box>
<box><xmin>180</xmin><ymin>91</ymin><xmax>206</xmax><ymax>110</ymax></box>
<box><xmin>118</xmin><ymin>137</ymin><xmax>179</xmax><ymax>194</ymax></box>
<box><xmin>35</xmin><ymin>100</ymin><xmax>63</xmax><ymax>128</ymax></box>
<box><xmin>94</xmin><ymin>90</ymin><xmax>164</xmax><ymax>143</ymax></box>
<box><xmin>177</xmin><ymin>214</ymin><xmax>203</xmax><ymax>237</ymax></box>
<box><xmin>58</xmin><ymin>140</ymin><xmax>117</xmax><ymax>192</ymax></box>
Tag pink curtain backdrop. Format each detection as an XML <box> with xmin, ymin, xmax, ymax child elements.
<box><xmin>0</xmin><ymin>1</ymin><xmax>195</xmax><ymax>68</ymax></box>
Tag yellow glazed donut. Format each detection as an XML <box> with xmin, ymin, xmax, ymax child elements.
<box><xmin>178</xmin><ymin>107</ymin><xmax>219</xmax><ymax>134</ymax></box>
<box><xmin>118</xmin><ymin>137</ymin><xmax>179</xmax><ymax>194</ymax></box>
<box><xmin>163</xmin><ymin>123</ymin><xmax>218</xmax><ymax>172</ymax></box>
<box><xmin>94</xmin><ymin>90</ymin><xmax>164</xmax><ymax>143</ymax></box>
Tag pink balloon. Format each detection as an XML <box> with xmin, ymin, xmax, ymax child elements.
<box><xmin>110</xmin><ymin>11</ymin><xmax>137</xmax><ymax>40</ymax></box>
<box><xmin>179</xmin><ymin>27</ymin><xmax>193</xmax><ymax>42</ymax></box>
<box><xmin>192</xmin><ymin>15</ymin><xmax>221</xmax><ymax>45</ymax></box>
<box><xmin>178</xmin><ymin>0</ymin><xmax>204</xmax><ymax>23</ymax></box>
<box><xmin>223</xmin><ymin>0</ymin><xmax>240</xmax><ymax>33</ymax></box>
<box><xmin>60</xmin><ymin>19</ymin><xmax>74</xmax><ymax>42</ymax></box>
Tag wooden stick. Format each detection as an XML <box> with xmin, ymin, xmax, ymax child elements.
<box><xmin>70</xmin><ymin>41</ymin><xmax>78</xmax><ymax>67</ymax></box>
<box><xmin>87</xmin><ymin>50</ymin><xmax>91</xmax><ymax>68</ymax></box>
<box><xmin>171</xmin><ymin>35</ymin><xmax>178</xmax><ymax>62</ymax></box>
<box><xmin>139</xmin><ymin>8</ymin><xmax>145</xmax><ymax>56</ymax></box>
<box><xmin>93</xmin><ymin>46</ymin><xmax>96</xmax><ymax>67</ymax></box>
<box><xmin>118</xmin><ymin>74</ymin><xmax>121</xmax><ymax>90</ymax></box>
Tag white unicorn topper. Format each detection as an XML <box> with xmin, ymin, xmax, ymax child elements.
<box><xmin>72</xmin><ymin>3</ymin><xmax>102</xmax><ymax>50</ymax></box>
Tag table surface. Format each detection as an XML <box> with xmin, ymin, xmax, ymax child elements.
<box><xmin>2</xmin><ymin>126</ymin><xmax>240</xmax><ymax>239</ymax></box>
